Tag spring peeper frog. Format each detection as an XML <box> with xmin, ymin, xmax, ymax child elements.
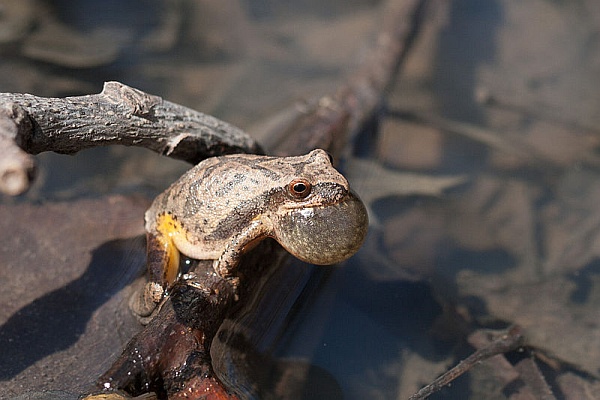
<box><xmin>131</xmin><ymin>149</ymin><xmax>368</xmax><ymax>317</ymax></box>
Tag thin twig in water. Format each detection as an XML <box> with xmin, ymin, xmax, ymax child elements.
<box><xmin>408</xmin><ymin>325</ymin><xmax>525</xmax><ymax>400</ymax></box>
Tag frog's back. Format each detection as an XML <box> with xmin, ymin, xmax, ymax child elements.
<box><xmin>144</xmin><ymin>150</ymin><xmax>349</xmax><ymax>255</ymax></box>
<box><xmin>144</xmin><ymin>154</ymin><xmax>279</xmax><ymax>247</ymax></box>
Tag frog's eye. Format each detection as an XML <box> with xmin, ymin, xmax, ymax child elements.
<box><xmin>288</xmin><ymin>179</ymin><xmax>312</xmax><ymax>199</ymax></box>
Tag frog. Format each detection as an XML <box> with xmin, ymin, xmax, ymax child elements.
<box><xmin>131</xmin><ymin>149</ymin><xmax>368</xmax><ymax>317</ymax></box>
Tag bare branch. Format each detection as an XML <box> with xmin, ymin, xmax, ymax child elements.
<box><xmin>0</xmin><ymin>81</ymin><xmax>262</xmax><ymax>195</ymax></box>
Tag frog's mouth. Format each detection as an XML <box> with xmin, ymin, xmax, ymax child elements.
<box><xmin>274</xmin><ymin>190</ymin><xmax>368</xmax><ymax>265</ymax></box>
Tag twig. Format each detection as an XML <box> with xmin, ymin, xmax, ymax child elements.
<box><xmin>387</xmin><ymin>108</ymin><xmax>560</xmax><ymax>171</ymax></box>
<box><xmin>408</xmin><ymin>325</ymin><xmax>525</xmax><ymax>400</ymax></box>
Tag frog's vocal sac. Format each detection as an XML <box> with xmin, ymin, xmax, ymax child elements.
<box><xmin>132</xmin><ymin>149</ymin><xmax>368</xmax><ymax>317</ymax></box>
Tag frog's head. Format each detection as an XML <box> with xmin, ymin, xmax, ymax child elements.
<box><xmin>272</xmin><ymin>149</ymin><xmax>368</xmax><ymax>265</ymax></box>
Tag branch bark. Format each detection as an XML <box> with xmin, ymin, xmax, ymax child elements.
<box><xmin>0</xmin><ymin>103</ymin><xmax>36</xmax><ymax>196</ymax></box>
<box><xmin>0</xmin><ymin>81</ymin><xmax>262</xmax><ymax>195</ymax></box>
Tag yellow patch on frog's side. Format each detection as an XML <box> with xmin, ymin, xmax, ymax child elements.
<box><xmin>155</xmin><ymin>212</ymin><xmax>185</xmax><ymax>286</ymax></box>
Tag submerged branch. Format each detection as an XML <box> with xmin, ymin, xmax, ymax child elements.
<box><xmin>263</xmin><ymin>0</ymin><xmax>428</xmax><ymax>155</ymax></box>
<box><xmin>409</xmin><ymin>326</ymin><xmax>525</xmax><ymax>400</ymax></box>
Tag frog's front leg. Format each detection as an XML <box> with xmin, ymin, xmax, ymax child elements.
<box><xmin>130</xmin><ymin>214</ymin><xmax>182</xmax><ymax>318</ymax></box>
<box><xmin>214</xmin><ymin>218</ymin><xmax>272</xmax><ymax>278</ymax></box>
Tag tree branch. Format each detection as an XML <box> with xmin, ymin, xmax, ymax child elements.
<box><xmin>0</xmin><ymin>81</ymin><xmax>262</xmax><ymax>195</ymax></box>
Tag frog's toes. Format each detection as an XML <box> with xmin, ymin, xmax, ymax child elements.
<box><xmin>129</xmin><ymin>281</ymin><xmax>164</xmax><ymax>319</ymax></box>
<box><xmin>213</xmin><ymin>258</ymin><xmax>231</xmax><ymax>278</ymax></box>
<box><xmin>83</xmin><ymin>391</ymin><xmax>157</xmax><ymax>399</ymax></box>
<box><xmin>81</xmin><ymin>392</ymin><xmax>136</xmax><ymax>399</ymax></box>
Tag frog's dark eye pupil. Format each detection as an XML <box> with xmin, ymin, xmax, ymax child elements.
<box><xmin>289</xmin><ymin>179</ymin><xmax>312</xmax><ymax>198</ymax></box>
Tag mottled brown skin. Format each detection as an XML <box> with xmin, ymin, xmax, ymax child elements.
<box><xmin>132</xmin><ymin>149</ymin><xmax>368</xmax><ymax>317</ymax></box>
